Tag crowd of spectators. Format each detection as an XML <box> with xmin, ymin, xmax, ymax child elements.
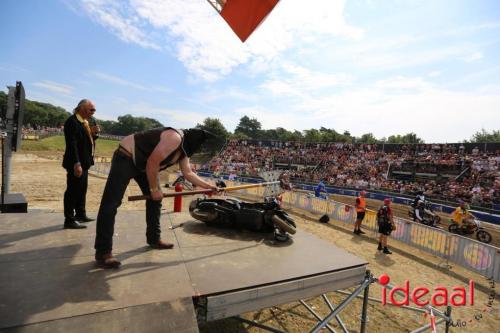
<box><xmin>22</xmin><ymin>126</ymin><xmax>63</xmax><ymax>138</ymax></box>
<box><xmin>203</xmin><ymin>140</ymin><xmax>500</xmax><ymax>208</ymax></box>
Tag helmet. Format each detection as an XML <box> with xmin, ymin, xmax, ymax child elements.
<box><xmin>459</xmin><ymin>200</ymin><xmax>466</xmax><ymax>208</ymax></box>
<box><xmin>360</xmin><ymin>190</ymin><xmax>367</xmax><ymax>196</ymax></box>
<box><xmin>383</xmin><ymin>198</ymin><xmax>391</xmax><ymax>205</ymax></box>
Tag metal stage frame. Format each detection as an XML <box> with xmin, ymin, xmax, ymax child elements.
<box><xmin>0</xmin><ymin>210</ymin><xmax>371</xmax><ymax>332</ymax></box>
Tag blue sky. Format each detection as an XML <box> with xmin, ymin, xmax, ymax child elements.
<box><xmin>1</xmin><ymin>0</ymin><xmax>499</xmax><ymax>142</ymax></box>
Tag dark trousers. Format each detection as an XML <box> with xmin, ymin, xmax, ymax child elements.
<box><xmin>64</xmin><ymin>168</ymin><xmax>88</xmax><ymax>222</ymax></box>
<box><xmin>94</xmin><ymin>150</ymin><xmax>161</xmax><ymax>256</ymax></box>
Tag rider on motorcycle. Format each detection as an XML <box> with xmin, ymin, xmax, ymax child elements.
<box><xmin>451</xmin><ymin>201</ymin><xmax>475</xmax><ymax>231</ymax></box>
<box><xmin>413</xmin><ymin>190</ymin><xmax>425</xmax><ymax>208</ymax></box>
<box><xmin>414</xmin><ymin>200</ymin><xmax>425</xmax><ymax>223</ymax></box>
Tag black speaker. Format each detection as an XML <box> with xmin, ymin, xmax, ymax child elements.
<box><xmin>319</xmin><ymin>214</ymin><xmax>330</xmax><ymax>223</ymax></box>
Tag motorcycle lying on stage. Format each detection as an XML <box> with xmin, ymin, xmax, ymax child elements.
<box><xmin>448</xmin><ymin>219</ymin><xmax>492</xmax><ymax>244</ymax></box>
<box><xmin>189</xmin><ymin>196</ymin><xmax>296</xmax><ymax>242</ymax></box>
<box><xmin>408</xmin><ymin>202</ymin><xmax>441</xmax><ymax>227</ymax></box>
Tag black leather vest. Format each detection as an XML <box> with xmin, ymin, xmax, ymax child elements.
<box><xmin>134</xmin><ymin>127</ymin><xmax>184</xmax><ymax>171</ymax></box>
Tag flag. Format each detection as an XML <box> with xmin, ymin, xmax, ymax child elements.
<box><xmin>215</xmin><ymin>0</ymin><xmax>280</xmax><ymax>42</ymax></box>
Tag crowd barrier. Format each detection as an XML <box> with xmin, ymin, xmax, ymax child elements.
<box><xmin>90</xmin><ymin>164</ymin><xmax>500</xmax><ymax>282</ymax></box>
<box><xmin>198</xmin><ymin>172</ymin><xmax>500</xmax><ymax>225</ymax></box>
<box><xmin>224</xmin><ymin>179</ymin><xmax>500</xmax><ymax>283</ymax></box>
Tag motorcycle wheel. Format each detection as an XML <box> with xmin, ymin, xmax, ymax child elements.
<box><xmin>272</xmin><ymin>215</ymin><xmax>297</xmax><ymax>235</ymax></box>
<box><xmin>476</xmin><ymin>230</ymin><xmax>492</xmax><ymax>244</ymax></box>
<box><xmin>448</xmin><ymin>224</ymin><xmax>459</xmax><ymax>234</ymax></box>
<box><xmin>190</xmin><ymin>208</ymin><xmax>218</xmax><ymax>223</ymax></box>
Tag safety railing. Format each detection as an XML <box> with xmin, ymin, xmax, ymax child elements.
<box><xmin>226</xmin><ymin>180</ymin><xmax>500</xmax><ymax>283</ymax></box>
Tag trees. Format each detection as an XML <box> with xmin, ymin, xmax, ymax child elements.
<box><xmin>387</xmin><ymin>132</ymin><xmax>424</xmax><ymax>144</ymax></box>
<box><xmin>469</xmin><ymin>129</ymin><xmax>500</xmax><ymax>143</ymax></box>
<box><xmin>234</xmin><ymin>116</ymin><xmax>261</xmax><ymax>138</ymax></box>
<box><xmin>357</xmin><ymin>133</ymin><xmax>378</xmax><ymax>144</ymax></box>
<box><xmin>196</xmin><ymin>117</ymin><xmax>229</xmax><ymax>140</ymax></box>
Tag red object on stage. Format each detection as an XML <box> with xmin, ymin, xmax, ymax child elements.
<box><xmin>220</xmin><ymin>0</ymin><xmax>280</xmax><ymax>42</ymax></box>
<box><xmin>174</xmin><ymin>183</ymin><xmax>183</xmax><ymax>212</ymax></box>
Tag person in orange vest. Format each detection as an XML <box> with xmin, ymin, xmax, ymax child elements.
<box><xmin>354</xmin><ymin>190</ymin><xmax>367</xmax><ymax>234</ymax></box>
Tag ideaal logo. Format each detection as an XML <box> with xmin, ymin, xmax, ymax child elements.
<box><xmin>378</xmin><ymin>274</ymin><xmax>474</xmax><ymax>306</ymax></box>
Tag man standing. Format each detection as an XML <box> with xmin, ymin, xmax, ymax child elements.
<box><xmin>377</xmin><ymin>198</ymin><xmax>395</xmax><ymax>254</ymax></box>
<box><xmin>315</xmin><ymin>179</ymin><xmax>327</xmax><ymax>199</ymax></box>
<box><xmin>62</xmin><ymin>99</ymin><xmax>99</xmax><ymax>229</ymax></box>
<box><xmin>354</xmin><ymin>190</ymin><xmax>367</xmax><ymax>234</ymax></box>
<box><xmin>94</xmin><ymin>127</ymin><xmax>219</xmax><ymax>268</ymax></box>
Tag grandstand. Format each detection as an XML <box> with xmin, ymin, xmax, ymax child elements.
<box><xmin>202</xmin><ymin>139</ymin><xmax>500</xmax><ymax>211</ymax></box>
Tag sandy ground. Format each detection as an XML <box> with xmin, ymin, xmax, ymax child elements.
<box><xmin>7</xmin><ymin>153</ymin><xmax>500</xmax><ymax>333</ymax></box>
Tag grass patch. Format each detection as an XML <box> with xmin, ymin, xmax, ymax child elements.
<box><xmin>20</xmin><ymin>135</ymin><xmax>119</xmax><ymax>157</ymax></box>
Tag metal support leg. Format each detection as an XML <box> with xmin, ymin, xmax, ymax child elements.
<box><xmin>445</xmin><ymin>306</ymin><xmax>452</xmax><ymax>333</ymax></box>
<box><xmin>299</xmin><ymin>300</ymin><xmax>336</xmax><ymax>333</ymax></box>
<box><xmin>360</xmin><ymin>271</ymin><xmax>371</xmax><ymax>333</ymax></box>
<box><xmin>310</xmin><ymin>274</ymin><xmax>372</xmax><ymax>333</ymax></box>
<box><xmin>322</xmin><ymin>294</ymin><xmax>349</xmax><ymax>333</ymax></box>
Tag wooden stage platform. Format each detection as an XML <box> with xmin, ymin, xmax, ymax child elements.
<box><xmin>0</xmin><ymin>210</ymin><xmax>367</xmax><ymax>332</ymax></box>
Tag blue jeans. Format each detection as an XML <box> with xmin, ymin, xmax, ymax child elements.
<box><xmin>94</xmin><ymin>149</ymin><xmax>162</xmax><ymax>255</ymax></box>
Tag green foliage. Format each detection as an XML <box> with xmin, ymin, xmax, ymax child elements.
<box><xmin>0</xmin><ymin>91</ymin><xmax>70</xmax><ymax>128</ymax></box>
<box><xmin>195</xmin><ymin>117</ymin><xmax>229</xmax><ymax>139</ymax></box>
<box><xmin>99</xmin><ymin>114</ymin><xmax>163</xmax><ymax>135</ymax></box>
<box><xmin>387</xmin><ymin>132</ymin><xmax>424</xmax><ymax>144</ymax></box>
<box><xmin>21</xmin><ymin>135</ymin><xmax>119</xmax><ymax>157</ymax></box>
<box><xmin>193</xmin><ymin>117</ymin><xmax>230</xmax><ymax>162</ymax></box>
<box><xmin>234</xmin><ymin>116</ymin><xmax>262</xmax><ymax>138</ymax></box>
<box><xmin>469</xmin><ymin>129</ymin><xmax>500</xmax><ymax>143</ymax></box>
<box><xmin>357</xmin><ymin>133</ymin><xmax>378</xmax><ymax>144</ymax></box>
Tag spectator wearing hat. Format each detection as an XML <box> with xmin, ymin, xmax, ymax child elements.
<box><xmin>94</xmin><ymin>127</ymin><xmax>219</xmax><ymax>268</ymax></box>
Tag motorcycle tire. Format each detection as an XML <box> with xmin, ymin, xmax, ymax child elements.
<box><xmin>476</xmin><ymin>230</ymin><xmax>492</xmax><ymax>244</ymax></box>
<box><xmin>190</xmin><ymin>208</ymin><xmax>218</xmax><ymax>223</ymax></box>
<box><xmin>272</xmin><ymin>215</ymin><xmax>297</xmax><ymax>235</ymax></box>
<box><xmin>448</xmin><ymin>224</ymin><xmax>459</xmax><ymax>234</ymax></box>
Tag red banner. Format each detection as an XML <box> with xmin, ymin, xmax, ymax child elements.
<box><xmin>220</xmin><ymin>0</ymin><xmax>280</xmax><ymax>42</ymax></box>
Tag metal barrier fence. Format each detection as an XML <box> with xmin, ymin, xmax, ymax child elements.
<box><xmin>225</xmin><ymin>180</ymin><xmax>500</xmax><ymax>283</ymax></box>
<box><xmin>197</xmin><ymin>172</ymin><xmax>500</xmax><ymax>224</ymax></box>
<box><xmin>88</xmin><ymin>163</ymin><xmax>500</xmax><ymax>282</ymax></box>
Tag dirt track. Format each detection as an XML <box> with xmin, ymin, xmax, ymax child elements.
<box><xmin>7</xmin><ymin>153</ymin><xmax>500</xmax><ymax>333</ymax></box>
<box><xmin>325</xmin><ymin>193</ymin><xmax>500</xmax><ymax>248</ymax></box>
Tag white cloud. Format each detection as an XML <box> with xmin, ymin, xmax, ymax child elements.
<box><xmin>461</xmin><ymin>51</ymin><xmax>483</xmax><ymax>63</ymax></box>
<box><xmin>81</xmin><ymin>0</ymin><xmax>160</xmax><ymax>49</ymax></box>
<box><xmin>78</xmin><ymin>0</ymin><xmax>363</xmax><ymax>81</ymax></box>
<box><xmin>261</xmin><ymin>62</ymin><xmax>354</xmax><ymax>99</ymax></box>
<box><xmin>428</xmin><ymin>71</ymin><xmax>442</xmax><ymax>77</ymax></box>
<box><xmin>32</xmin><ymin>80</ymin><xmax>74</xmax><ymax>95</ymax></box>
<box><xmin>88</xmin><ymin>70</ymin><xmax>148</xmax><ymax>90</ymax></box>
<box><xmin>255</xmin><ymin>74</ymin><xmax>500</xmax><ymax>142</ymax></box>
<box><xmin>375</xmin><ymin>76</ymin><xmax>432</xmax><ymax>92</ymax></box>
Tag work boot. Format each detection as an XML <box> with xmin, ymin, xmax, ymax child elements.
<box><xmin>383</xmin><ymin>247</ymin><xmax>392</xmax><ymax>254</ymax></box>
<box><xmin>75</xmin><ymin>215</ymin><xmax>95</xmax><ymax>223</ymax></box>
<box><xmin>64</xmin><ymin>220</ymin><xmax>87</xmax><ymax>229</ymax></box>
<box><xmin>95</xmin><ymin>253</ymin><xmax>121</xmax><ymax>268</ymax></box>
<box><xmin>149</xmin><ymin>240</ymin><xmax>174</xmax><ymax>250</ymax></box>
<box><xmin>358</xmin><ymin>229</ymin><xmax>366</xmax><ymax>234</ymax></box>
<box><xmin>353</xmin><ymin>229</ymin><xmax>360</xmax><ymax>234</ymax></box>
<box><xmin>377</xmin><ymin>242</ymin><xmax>383</xmax><ymax>251</ymax></box>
